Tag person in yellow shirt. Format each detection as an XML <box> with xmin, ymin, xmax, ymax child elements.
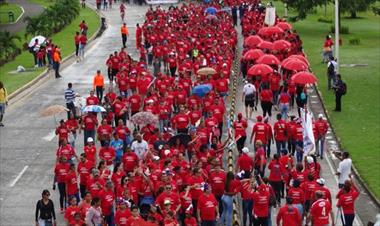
<box><xmin>121</xmin><ymin>23</ymin><xmax>129</xmax><ymax>48</ymax></box>
<box><xmin>53</xmin><ymin>48</ymin><xmax>62</xmax><ymax>78</ymax></box>
<box><xmin>0</xmin><ymin>81</ymin><xmax>8</xmax><ymax>127</ymax></box>
<box><xmin>93</xmin><ymin>70</ymin><xmax>105</xmax><ymax>103</ymax></box>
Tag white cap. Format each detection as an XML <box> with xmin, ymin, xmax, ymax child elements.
<box><xmin>147</xmin><ymin>99</ymin><xmax>154</xmax><ymax>104</ymax></box>
<box><xmin>316</xmin><ymin>178</ymin><xmax>325</xmax><ymax>185</ymax></box>
<box><xmin>87</xmin><ymin>137</ymin><xmax>94</xmax><ymax>143</ymax></box>
<box><xmin>306</xmin><ymin>156</ymin><xmax>314</xmax><ymax>164</ymax></box>
<box><xmin>318</xmin><ymin>113</ymin><xmax>323</xmax><ymax>118</ymax></box>
<box><xmin>153</xmin><ymin>155</ymin><xmax>160</xmax><ymax>161</ymax></box>
<box><xmin>242</xmin><ymin>147</ymin><xmax>249</xmax><ymax>153</ymax></box>
<box><xmin>164</xmin><ymin>149</ymin><xmax>171</xmax><ymax>156</ymax></box>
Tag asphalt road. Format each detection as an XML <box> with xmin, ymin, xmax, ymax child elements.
<box><xmin>0</xmin><ymin>2</ymin><xmax>148</xmax><ymax>225</ymax></box>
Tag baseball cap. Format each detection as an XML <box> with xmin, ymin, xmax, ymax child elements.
<box><xmin>256</xmin><ymin>115</ymin><xmax>263</xmax><ymax>121</ymax></box>
<box><xmin>87</xmin><ymin>137</ymin><xmax>94</xmax><ymax>143</ymax></box>
<box><xmin>242</xmin><ymin>147</ymin><xmax>249</xmax><ymax>153</ymax></box>
<box><xmin>318</xmin><ymin>113</ymin><xmax>323</xmax><ymax>118</ymax></box>
<box><xmin>316</xmin><ymin>178</ymin><xmax>325</xmax><ymax>185</ymax></box>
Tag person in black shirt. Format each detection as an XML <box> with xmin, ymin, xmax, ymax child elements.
<box><xmin>35</xmin><ymin>189</ymin><xmax>56</xmax><ymax>226</ymax></box>
<box><xmin>333</xmin><ymin>74</ymin><xmax>344</xmax><ymax>112</ymax></box>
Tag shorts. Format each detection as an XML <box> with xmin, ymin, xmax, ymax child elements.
<box><xmin>0</xmin><ymin>103</ymin><xmax>5</xmax><ymax>114</ymax></box>
<box><xmin>245</xmin><ymin>99</ymin><xmax>255</xmax><ymax>108</ymax></box>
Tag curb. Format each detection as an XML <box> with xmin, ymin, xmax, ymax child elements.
<box><xmin>8</xmin><ymin>6</ymin><xmax>104</xmax><ymax>101</ymax></box>
<box><xmin>312</xmin><ymin>83</ymin><xmax>380</xmax><ymax>208</ymax></box>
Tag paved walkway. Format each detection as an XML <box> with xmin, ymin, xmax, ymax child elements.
<box><xmin>0</xmin><ymin>0</ymin><xmax>44</xmax><ymax>33</ymax></box>
<box><xmin>0</xmin><ymin>1</ymin><xmax>147</xmax><ymax>224</ymax></box>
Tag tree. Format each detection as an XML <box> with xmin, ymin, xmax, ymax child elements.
<box><xmin>340</xmin><ymin>0</ymin><xmax>378</xmax><ymax>18</ymax></box>
<box><xmin>0</xmin><ymin>31</ymin><xmax>21</xmax><ymax>60</ymax></box>
<box><xmin>283</xmin><ymin>0</ymin><xmax>326</xmax><ymax>19</ymax></box>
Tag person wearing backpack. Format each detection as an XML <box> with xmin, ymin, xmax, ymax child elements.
<box><xmin>327</xmin><ymin>56</ymin><xmax>337</xmax><ymax>90</ymax></box>
<box><xmin>333</xmin><ymin>74</ymin><xmax>346</xmax><ymax>112</ymax></box>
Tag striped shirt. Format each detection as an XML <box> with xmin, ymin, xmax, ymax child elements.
<box><xmin>64</xmin><ymin>88</ymin><xmax>75</xmax><ymax>103</ymax></box>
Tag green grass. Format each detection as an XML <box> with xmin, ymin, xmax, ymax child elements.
<box><xmin>0</xmin><ymin>7</ymin><xmax>100</xmax><ymax>94</ymax></box>
<box><xmin>274</xmin><ymin>2</ymin><xmax>380</xmax><ymax>198</ymax></box>
<box><xmin>0</xmin><ymin>3</ymin><xmax>23</xmax><ymax>24</ymax></box>
<box><xmin>28</xmin><ymin>0</ymin><xmax>55</xmax><ymax>8</ymax></box>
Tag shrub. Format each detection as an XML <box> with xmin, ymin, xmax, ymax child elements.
<box><xmin>349</xmin><ymin>37</ymin><xmax>361</xmax><ymax>45</ymax></box>
<box><xmin>317</xmin><ymin>16</ymin><xmax>332</xmax><ymax>23</ymax></box>
<box><xmin>330</xmin><ymin>25</ymin><xmax>350</xmax><ymax>34</ymax></box>
<box><xmin>372</xmin><ymin>6</ymin><xmax>380</xmax><ymax>16</ymax></box>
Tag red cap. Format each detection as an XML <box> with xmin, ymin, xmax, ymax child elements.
<box><xmin>256</xmin><ymin>115</ymin><xmax>263</xmax><ymax>121</ymax></box>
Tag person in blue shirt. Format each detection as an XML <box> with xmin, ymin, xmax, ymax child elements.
<box><xmin>110</xmin><ymin>132</ymin><xmax>124</xmax><ymax>164</ymax></box>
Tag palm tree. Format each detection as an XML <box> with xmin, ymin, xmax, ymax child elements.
<box><xmin>0</xmin><ymin>31</ymin><xmax>21</xmax><ymax>60</ymax></box>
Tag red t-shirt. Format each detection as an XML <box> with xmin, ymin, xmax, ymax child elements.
<box><xmin>56</xmin><ymin>125</ymin><xmax>69</xmax><ymax>141</ymax></box>
<box><xmin>276</xmin><ymin>205</ymin><xmax>302</xmax><ymax>226</ymax></box>
<box><xmin>56</xmin><ymin>144</ymin><xmax>76</xmax><ymax>160</ymax></box>
<box><xmin>252</xmin><ymin>190</ymin><xmax>270</xmax><ymax>217</ymax></box>
<box><xmin>99</xmin><ymin>189</ymin><xmax>115</xmax><ymax>216</ymax></box>
<box><xmin>310</xmin><ymin>199</ymin><xmax>332</xmax><ymax>226</ymax></box>
<box><xmin>99</xmin><ymin>147</ymin><xmax>115</xmax><ymax>165</ymax></box>
<box><xmin>115</xmin><ymin>209</ymin><xmax>132</xmax><ymax>226</ymax></box>
<box><xmin>188</xmin><ymin>176</ymin><xmax>204</xmax><ymax>200</ymax></box>
<box><xmin>84</xmin><ymin>145</ymin><xmax>96</xmax><ymax>163</ymax></box>
<box><xmin>54</xmin><ymin>162</ymin><xmax>70</xmax><ymax>183</ymax></box>
<box><xmin>274</xmin><ymin>120</ymin><xmax>287</xmax><ymax>141</ymax></box>
<box><xmin>209</xmin><ymin>170</ymin><xmax>226</xmax><ymax>196</ymax></box>
<box><xmin>268</xmin><ymin>160</ymin><xmax>285</xmax><ymax>182</ymax></box>
<box><xmin>301</xmin><ymin>180</ymin><xmax>318</xmax><ymax>201</ymax></box>
<box><xmin>82</xmin><ymin>115</ymin><xmax>98</xmax><ymax>130</ymax></box>
<box><xmin>77</xmin><ymin>160</ymin><xmax>93</xmax><ymax>185</ymax></box>
<box><xmin>237</xmin><ymin>153</ymin><xmax>254</xmax><ymax>172</ymax></box>
<box><xmin>336</xmin><ymin>186</ymin><xmax>359</xmax><ymax>214</ymax></box>
<box><xmin>64</xmin><ymin>206</ymin><xmax>80</xmax><ymax>223</ymax></box>
<box><xmin>155</xmin><ymin>192</ymin><xmax>180</xmax><ymax>212</ymax></box>
<box><xmin>252</xmin><ymin>122</ymin><xmax>267</xmax><ymax>143</ymax></box>
<box><xmin>65</xmin><ymin>171</ymin><xmax>79</xmax><ymax>195</ymax></box>
<box><xmin>128</xmin><ymin>95</ymin><xmax>142</xmax><ymax>112</ymax></box>
<box><xmin>197</xmin><ymin>193</ymin><xmax>218</xmax><ymax>221</ymax></box>
<box><xmin>288</xmin><ymin>187</ymin><xmax>305</xmax><ymax>204</ymax></box>
<box><xmin>233</xmin><ymin>119</ymin><xmax>248</xmax><ymax>138</ymax></box>
<box><xmin>172</xmin><ymin>113</ymin><xmax>190</xmax><ymax>130</ymax></box>
<box><xmin>260</xmin><ymin>89</ymin><xmax>273</xmax><ymax>102</ymax></box>
<box><xmin>86</xmin><ymin>96</ymin><xmax>99</xmax><ymax>106</ymax></box>
<box><xmin>97</xmin><ymin>124</ymin><xmax>113</xmax><ymax>140</ymax></box>
<box><xmin>210</xmin><ymin>105</ymin><xmax>225</xmax><ymax>122</ymax></box>
<box><xmin>122</xmin><ymin>152</ymin><xmax>139</xmax><ymax>172</ymax></box>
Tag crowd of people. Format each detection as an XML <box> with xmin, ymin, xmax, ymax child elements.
<box><xmin>33</xmin><ymin>1</ymin><xmax>359</xmax><ymax>226</ymax></box>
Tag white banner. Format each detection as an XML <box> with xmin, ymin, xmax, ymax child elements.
<box><xmin>146</xmin><ymin>0</ymin><xmax>178</xmax><ymax>4</ymax></box>
<box><xmin>301</xmin><ymin>108</ymin><xmax>316</xmax><ymax>156</ymax></box>
<box><xmin>264</xmin><ymin>7</ymin><xmax>276</xmax><ymax>26</ymax></box>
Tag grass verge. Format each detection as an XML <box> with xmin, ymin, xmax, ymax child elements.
<box><xmin>274</xmin><ymin>2</ymin><xmax>380</xmax><ymax>198</ymax></box>
<box><xmin>0</xmin><ymin>3</ymin><xmax>23</xmax><ymax>24</ymax></box>
<box><xmin>0</xmin><ymin>7</ymin><xmax>100</xmax><ymax>94</ymax></box>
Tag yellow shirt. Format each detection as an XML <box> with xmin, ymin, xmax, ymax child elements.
<box><xmin>0</xmin><ymin>87</ymin><xmax>7</xmax><ymax>103</ymax></box>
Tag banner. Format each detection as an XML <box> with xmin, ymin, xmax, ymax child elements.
<box><xmin>146</xmin><ymin>0</ymin><xmax>178</xmax><ymax>4</ymax></box>
<box><xmin>301</xmin><ymin>108</ymin><xmax>316</xmax><ymax>156</ymax></box>
<box><xmin>264</xmin><ymin>7</ymin><xmax>276</xmax><ymax>26</ymax></box>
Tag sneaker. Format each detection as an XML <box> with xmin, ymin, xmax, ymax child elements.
<box><xmin>0</xmin><ymin>123</ymin><xmax>4</xmax><ymax>127</ymax></box>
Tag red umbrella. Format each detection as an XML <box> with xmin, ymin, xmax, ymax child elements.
<box><xmin>258</xmin><ymin>26</ymin><xmax>284</xmax><ymax>36</ymax></box>
<box><xmin>276</xmin><ymin>22</ymin><xmax>292</xmax><ymax>31</ymax></box>
<box><xmin>248</xmin><ymin>64</ymin><xmax>273</xmax><ymax>76</ymax></box>
<box><xmin>273</xmin><ymin>40</ymin><xmax>291</xmax><ymax>51</ymax></box>
<box><xmin>291</xmin><ymin>72</ymin><xmax>317</xmax><ymax>84</ymax></box>
<box><xmin>243</xmin><ymin>49</ymin><xmax>264</xmax><ymax>61</ymax></box>
<box><xmin>256</xmin><ymin>54</ymin><xmax>280</xmax><ymax>65</ymax></box>
<box><xmin>281</xmin><ymin>59</ymin><xmax>308</xmax><ymax>71</ymax></box>
<box><xmin>288</xmin><ymin>55</ymin><xmax>310</xmax><ymax>66</ymax></box>
<box><xmin>257</xmin><ymin>41</ymin><xmax>273</xmax><ymax>50</ymax></box>
<box><xmin>244</xmin><ymin>35</ymin><xmax>263</xmax><ymax>48</ymax></box>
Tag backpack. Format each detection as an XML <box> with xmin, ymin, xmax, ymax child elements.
<box><xmin>341</xmin><ymin>82</ymin><xmax>347</xmax><ymax>95</ymax></box>
<box><xmin>300</xmin><ymin>92</ymin><xmax>306</xmax><ymax>100</ymax></box>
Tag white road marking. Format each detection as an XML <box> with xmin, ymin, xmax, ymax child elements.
<box><xmin>9</xmin><ymin>165</ymin><xmax>29</xmax><ymax>187</ymax></box>
<box><xmin>42</xmin><ymin>130</ymin><xmax>56</xmax><ymax>142</ymax></box>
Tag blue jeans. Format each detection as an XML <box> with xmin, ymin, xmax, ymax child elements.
<box><xmin>267</xmin><ymin>206</ymin><xmax>272</xmax><ymax>226</ymax></box>
<box><xmin>275</xmin><ymin>140</ymin><xmax>286</xmax><ymax>155</ymax></box>
<box><xmin>242</xmin><ymin>199</ymin><xmax>253</xmax><ymax>226</ymax></box>
<box><xmin>293</xmin><ymin>204</ymin><xmax>303</xmax><ymax>216</ymax></box>
<box><xmin>316</xmin><ymin>136</ymin><xmax>325</xmax><ymax>158</ymax></box>
<box><xmin>342</xmin><ymin>214</ymin><xmax>355</xmax><ymax>226</ymax></box>
<box><xmin>221</xmin><ymin>195</ymin><xmax>233</xmax><ymax>226</ymax></box>
<box><xmin>279</xmin><ymin>103</ymin><xmax>289</xmax><ymax>119</ymax></box>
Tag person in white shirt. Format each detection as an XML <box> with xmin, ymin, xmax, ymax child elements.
<box><xmin>130</xmin><ymin>134</ymin><xmax>148</xmax><ymax>160</ymax></box>
<box><xmin>242</xmin><ymin>80</ymin><xmax>256</xmax><ymax>118</ymax></box>
<box><xmin>336</xmin><ymin>151</ymin><xmax>352</xmax><ymax>188</ymax></box>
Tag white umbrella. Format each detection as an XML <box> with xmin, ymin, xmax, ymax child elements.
<box><xmin>29</xmin><ymin>35</ymin><xmax>46</xmax><ymax>47</ymax></box>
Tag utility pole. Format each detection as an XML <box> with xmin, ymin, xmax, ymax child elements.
<box><xmin>335</xmin><ymin>0</ymin><xmax>340</xmax><ymax>73</ymax></box>
<box><xmin>284</xmin><ymin>3</ymin><xmax>288</xmax><ymax>18</ymax></box>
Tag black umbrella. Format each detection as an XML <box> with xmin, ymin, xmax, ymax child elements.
<box><xmin>167</xmin><ymin>133</ymin><xmax>191</xmax><ymax>147</ymax></box>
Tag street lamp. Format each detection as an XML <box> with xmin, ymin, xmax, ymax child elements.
<box><xmin>335</xmin><ymin>0</ymin><xmax>340</xmax><ymax>73</ymax></box>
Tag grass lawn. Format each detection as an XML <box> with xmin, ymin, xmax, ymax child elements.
<box><xmin>0</xmin><ymin>7</ymin><xmax>100</xmax><ymax>94</ymax></box>
<box><xmin>273</xmin><ymin>1</ymin><xmax>380</xmax><ymax>198</ymax></box>
<box><xmin>0</xmin><ymin>3</ymin><xmax>23</xmax><ymax>24</ymax></box>
<box><xmin>28</xmin><ymin>0</ymin><xmax>55</xmax><ymax>8</ymax></box>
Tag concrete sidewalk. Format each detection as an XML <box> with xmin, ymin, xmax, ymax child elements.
<box><xmin>0</xmin><ymin>0</ymin><xmax>44</xmax><ymax>33</ymax></box>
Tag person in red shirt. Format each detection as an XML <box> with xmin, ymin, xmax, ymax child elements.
<box><xmin>126</xmin><ymin>205</ymin><xmax>145</xmax><ymax>226</ymax></box>
<box><xmin>74</xmin><ymin>31</ymin><xmax>80</xmax><ymax>60</ymax></box>
<box><xmin>208</xmin><ymin>161</ymin><xmax>226</xmax><ymax>215</ymax></box>
<box><xmin>276</xmin><ymin>196</ymin><xmax>302</xmax><ymax>226</ymax></box>
<box><xmin>254</xmin><ymin>141</ymin><xmax>267</xmax><ymax>178</ymax></box>
<box><xmin>172</xmin><ymin>107</ymin><xmax>190</xmax><ymax>134</ymax></box>
<box><xmin>86</xmin><ymin>169</ymin><xmax>105</xmax><ymax>199</ymax></box>
<box><xmin>314</xmin><ymin>114</ymin><xmax>329</xmax><ymax>159</ymax></box>
<box><xmin>301</xmin><ymin>173</ymin><xmax>318</xmax><ymax>213</ymax></box>
<box><xmin>128</xmin><ymin>90</ymin><xmax>142</xmax><ymax>115</ymax></box>
<box><xmin>312</xmin><ymin>178</ymin><xmax>332</xmax><ymax>205</ymax></box>
<box><xmin>288</xmin><ymin>179</ymin><xmax>305</xmax><ymax>216</ymax></box>
<box><xmin>306</xmin><ymin>191</ymin><xmax>334</xmax><ymax>226</ymax></box>
<box><xmin>54</xmin><ymin>156</ymin><xmax>70</xmax><ymax>213</ymax></box>
<box><xmin>250</xmin><ymin>115</ymin><xmax>267</xmax><ymax>149</ymax></box>
<box><xmin>64</xmin><ymin>196</ymin><xmax>80</xmax><ymax>224</ymax></box>
<box><xmin>66</xmin><ymin>114</ymin><xmax>79</xmax><ymax>148</ymax></box>
<box><xmin>115</xmin><ymin>199</ymin><xmax>132</xmax><ymax>226</ymax></box>
<box><xmin>260</xmin><ymin>85</ymin><xmax>273</xmax><ymax>118</ymax></box>
<box><xmin>278</xmin><ymin>88</ymin><xmax>291</xmax><ymax>120</ymax></box>
<box><xmin>65</xmin><ymin>163</ymin><xmax>80</xmax><ymax>203</ymax></box>
<box><xmin>237</xmin><ymin>147</ymin><xmax>254</xmax><ymax>173</ymax></box>
<box><xmin>99</xmin><ymin>181</ymin><xmax>115</xmax><ymax>225</ymax></box>
<box><xmin>336</xmin><ymin>179</ymin><xmax>359</xmax><ymax>226</ymax></box>
<box><xmin>268</xmin><ymin>154</ymin><xmax>285</xmax><ymax>204</ymax></box>
<box><xmin>233</xmin><ymin>113</ymin><xmax>248</xmax><ymax>152</ymax></box>
<box><xmin>197</xmin><ymin>183</ymin><xmax>219</xmax><ymax>224</ymax></box>
<box><xmin>184</xmin><ymin>208</ymin><xmax>197</xmax><ymax>226</ymax></box>
<box><xmin>263</xmin><ymin>117</ymin><xmax>274</xmax><ymax>158</ymax></box>
<box><xmin>97</xmin><ymin>118</ymin><xmax>113</xmax><ymax>146</ymax></box>
<box><xmin>55</xmin><ymin>119</ymin><xmax>69</xmax><ymax>146</ymax></box>
<box><xmin>56</xmin><ymin>138</ymin><xmax>78</xmax><ymax>162</ymax></box>
<box><xmin>99</xmin><ymin>142</ymin><xmax>115</xmax><ymax>166</ymax></box>
<box><xmin>69</xmin><ymin>212</ymin><xmax>85</xmax><ymax>226</ymax></box>
<box><xmin>86</xmin><ymin>90</ymin><xmax>99</xmax><ymax>106</ymax></box>
<box><xmin>155</xmin><ymin>184</ymin><xmax>181</xmax><ymax>213</ymax></box>
<box><xmin>221</xmin><ymin>172</ymin><xmax>241</xmax><ymax>226</ymax></box>
<box><xmin>251</xmin><ymin>183</ymin><xmax>270</xmax><ymax>226</ymax></box>
<box><xmin>81</xmin><ymin>112</ymin><xmax>98</xmax><ymax>145</ymax></box>
<box><xmin>273</xmin><ymin>113</ymin><xmax>287</xmax><ymax>155</ymax></box>
<box><xmin>209</xmin><ymin>98</ymin><xmax>225</xmax><ymax>136</ymax></box>
<box><xmin>77</xmin><ymin>153</ymin><xmax>93</xmax><ymax>198</ymax></box>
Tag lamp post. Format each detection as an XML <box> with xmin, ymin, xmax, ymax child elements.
<box><xmin>335</xmin><ymin>0</ymin><xmax>340</xmax><ymax>73</ymax></box>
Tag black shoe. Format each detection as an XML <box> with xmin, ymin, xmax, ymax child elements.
<box><xmin>333</xmin><ymin>109</ymin><xmax>341</xmax><ymax>112</ymax></box>
<box><xmin>0</xmin><ymin>122</ymin><xmax>4</xmax><ymax>127</ymax></box>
